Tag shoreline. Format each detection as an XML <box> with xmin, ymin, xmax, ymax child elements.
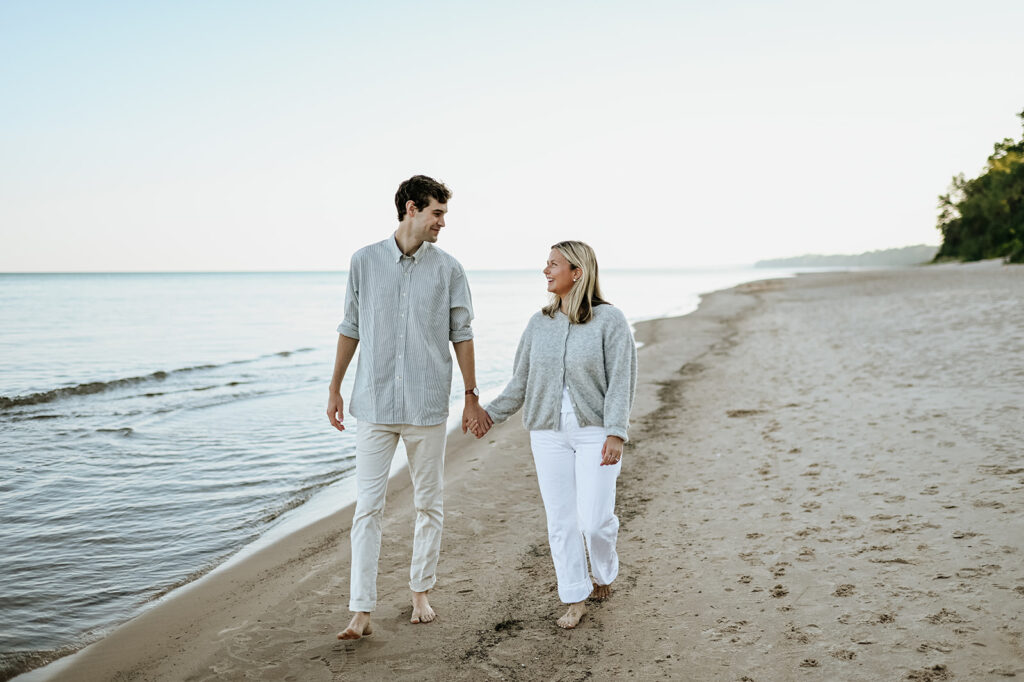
<box><xmin>4</xmin><ymin>265</ymin><xmax>780</xmax><ymax>682</ymax></box>
<box><xmin>11</xmin><ymin>271</ymin><xmax>756</xmax><ymax>682</ymax></box>
<box><xmin>16</xmin><ymin>261</ymin><xmax>1024</xmax><ymax>681</ymax></box>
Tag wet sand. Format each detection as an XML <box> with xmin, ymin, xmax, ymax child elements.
<box><xmin>29</xmin><ymin>262</ymin><xmax>1024</xmax><ymax>681</ymax></box>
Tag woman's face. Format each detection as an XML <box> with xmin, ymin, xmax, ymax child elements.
<box><xmin>544</xmin><ymin>249</ymin><xmax>577</xmax><ymax>297</ymax></box>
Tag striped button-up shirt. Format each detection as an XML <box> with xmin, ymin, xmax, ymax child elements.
<box><xmin>337</xmin><ymin>236</ymin><xmax>474</xmax><ymax>426</ymax></box>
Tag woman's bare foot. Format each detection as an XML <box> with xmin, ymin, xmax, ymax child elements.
<box><xmin>590</xmin><ymin>582</ymin><xmax>613</xmax><ymax>600</ymax></box>
<box><xmin>557</xmin><ymin>601</ymin><xmax>586</xmax><ymax>629</ymax></box>
<box><xmin>337</xmin><ymin>612</ymin><xmax>373</xmax><ymax>640</ymax></box>
<box><xmin>411</xmin><ymin>590</ymin><xmax>435</xmax><ymax>624</ymax></box>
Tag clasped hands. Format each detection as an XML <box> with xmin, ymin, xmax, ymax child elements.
<box><xmin>463</xmin><ymin>402</ymin><xmax>493</xmax><ymax>439</ymax></box>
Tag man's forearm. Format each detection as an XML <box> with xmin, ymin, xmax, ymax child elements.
<box><xmin>452</xmin><ymin>339</ymin><xmax>478</xmax><ymax>397</ymax></box>
<box><xmin>330</xmin><ymin>334</ymin><xmax>359</xmax><ymax>392</ymax></box>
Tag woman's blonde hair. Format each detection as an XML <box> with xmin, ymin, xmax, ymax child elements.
<box><xmin>542</xmin><ymin>240</ymin><xmax>609</xmax><ymax>324</ymax></box>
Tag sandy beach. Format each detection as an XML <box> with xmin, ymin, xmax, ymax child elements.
<box><xmin>28</xmin><ymin>262</ymin><xmax>1023</xmax><ymax>682</ymax></box>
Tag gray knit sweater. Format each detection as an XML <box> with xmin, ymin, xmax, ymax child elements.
<box><xmin>485</xmin><ymin>304</ymin><xmax>638</xmax><ymax>441</ymax></box>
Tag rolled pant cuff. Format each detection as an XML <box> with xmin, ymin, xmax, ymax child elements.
<box><xmin>558</xmin><ymin>579</ymin><xmax>594</xmax><ymax>604</ymax></box>
<box><xmin>592</xmin><ymin>566</ymin><xmax>619</xmax><ymax>587</ymax></box>
<box><xmin>409</xmin><ymin>577</ymin><xmax>436</xmax><ymax>593</ymax></box>
<box><xmin>349</xmin><ymin>601</ymin><xmax>375</xmax><ymax>613</ymax></box>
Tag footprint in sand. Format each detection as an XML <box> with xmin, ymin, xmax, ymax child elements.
<box><xmin>855</xmin><ymin>544</ymin><xmax>893</xmax><ymax>555</ymax></box>
<box><xmin>955</xmin><ymin>564</ymin><xmax>1000</xmax><ymax>579</ymax></box>
<box><xmin>785</xmin><ymin>623</ymin><xmax>820</xmax><ymax>643</ymax></box>
<box><xmin>905</xmin><ymin>664</ymin><xmax>952</xmax><ymax>681</ymax></box>
<box><xmin>833</xmin><ymin>584</ymin><xmax>855</xmax><ymax>597</ymax></box>
<box><xmin>726</xmin><ymin>408</ymin><xmax>764</xmax><ymax>418</ymax></box>
<box><xmin>917</xmin><ymin>642</ymin><xmax>953</xmax><ymax>653</ymax></box>
<box><xmin>925</xmin><ymin>608</ymin><xmax>965</xmax><ymax>624</ymax></box>
<box><xmin>951</xmin><ymin>530</ymin><xmax>979</xmax><ymax>539</ymax></box>
<box><xmin>977</xmin><ymin>464</ymin><xmax>1024</xmax><ymax>476</ymax></box>
<box><xmin>738</xmin><ymin>551</ymin><xmax>763</xmax><ymax>566</ymax></box>
<box><xmin>770</xmin><ymin>584</ymin><xmax>789</xmax><ymax>598</ymax></box>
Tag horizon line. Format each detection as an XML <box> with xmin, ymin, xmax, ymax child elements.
<box><xmin>0</xmin><ymin>264</ymin><xmax>769</xmax><ymax>275</ymax></box>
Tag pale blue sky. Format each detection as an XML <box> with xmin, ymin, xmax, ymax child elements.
<box><xmin>1</xmin><ymin>0</ymin><xmax>1021</xmax><ymax>271</ymax></box>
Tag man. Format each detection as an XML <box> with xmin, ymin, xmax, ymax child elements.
<box><xmin>327</xmin><ymin>175</ymin><xmax>492</xmax><ymax>640</ymax></box>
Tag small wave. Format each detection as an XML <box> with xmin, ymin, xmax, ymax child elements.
<box><xmin>192</xmin><ymin>380</ymin><xmax>252</xmax><ymax>393</ymax></box>
<box><xmin>0</xmin><ymin>371</ymin><xmax>171</xmax><ymax>410</ymax></box>
<box><xmin>0</xmin><ymin>348</ymin><xmax>317</xmax><ymax>411</ymax></box>
<box><xmin>96</xmin><ymin>427</ymin><xmax>134</xmax><ymax>437</ymax></box>
<box><xmin>150</xmin><ymin>387</ymin><xmax>277</xmax><ymax>414</ymax></box>
<box><xmin>275</xmin><ymin>347</ymin><xmax>314</xmax><ymax>358</ymax></box>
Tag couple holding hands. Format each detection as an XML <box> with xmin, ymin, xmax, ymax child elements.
<box><xmin>326</xmin><ymin>175</ymin><xmax>637</xmax><ymax>638</ymax></box>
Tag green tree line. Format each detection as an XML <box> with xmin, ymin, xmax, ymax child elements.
<box><xmin>935</xmin><ymin>109</ymin><xmax>1024</xmax><ymax>263</ymax></box>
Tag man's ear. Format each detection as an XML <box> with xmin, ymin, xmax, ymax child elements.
<box><xmin>405</xmin><ymin>199</ymin><xmax>418</xmax><ymax>216</ymax></box>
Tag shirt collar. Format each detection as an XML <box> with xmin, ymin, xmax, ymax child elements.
<box><xmin>389</xmin><ymin>234</ymin><xmax>431</xmax><ymax>263</ymax></box>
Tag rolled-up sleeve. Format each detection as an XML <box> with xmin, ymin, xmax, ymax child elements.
<box><xmin>602</xmin><ymin>311</ymin><xmax>638</xmax><ymax>442</ymax></box>
<box><xmin>448</xmin><ymin>265</ymin><xmax>474</xmax><ymax>343</ymax></box>
<box><xmin>336</xmin><ymin>255</ymin><xmax>360</xmax><ymax>339</ymax></box>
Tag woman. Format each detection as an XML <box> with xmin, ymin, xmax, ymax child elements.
<box><xmin>478</xmin><ymin>240</ymin><xmax>637</xmax><ymax>629</ymax></box>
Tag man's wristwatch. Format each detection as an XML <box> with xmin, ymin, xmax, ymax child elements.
<box><xmin>465</xmin><ymin>387</ymin><xmax>479</xmax><ymax>397</ymax></box>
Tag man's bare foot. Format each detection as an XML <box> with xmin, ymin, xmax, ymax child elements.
<box><xmin>590</xmin><ymin>582</ymin><xmax>613</xmax><ymax>600</ymax></box>
<box><xmin>337</xmin><ymin>612</ymin><xmax>373</xmax><ymax>640</ymax></box>
<box><xmin>411</xmin><ymin>590</ymin><xmax>436</xmax><ymax>624</ymax></box>
<box><xmin>557</xmin><ymin>601</ymin><xmax>586</xmax><ymax>629</ymax></box>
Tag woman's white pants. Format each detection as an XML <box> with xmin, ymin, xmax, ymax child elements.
<box><xmin>529</xmin><ymin>410</ymin><xmax>621</xmax><ymax>604</ymax></box>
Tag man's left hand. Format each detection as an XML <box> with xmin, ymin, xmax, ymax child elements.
<box><xmin>463</xmin><ymin>402</ymin><xmax>493</xmax><ymax>438</ymax></box>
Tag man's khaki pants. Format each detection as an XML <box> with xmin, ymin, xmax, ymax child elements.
<box><xmin>348</xmin><ymin>420</ymin><xmax>447</xmax><ymax>612</ymax></box>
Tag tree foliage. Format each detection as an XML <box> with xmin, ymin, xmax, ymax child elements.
<box><xmin>935</xmin><ymin>109</ymin><xmax>1024</xmax><ymax>263</ymax></box>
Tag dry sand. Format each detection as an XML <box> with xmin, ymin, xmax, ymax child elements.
<box><xmin>29</xmin><ymin>263</ymin><xmax>1024</xmax><ymax>681</ymax></box>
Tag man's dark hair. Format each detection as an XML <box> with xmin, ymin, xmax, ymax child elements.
<box><xmin>394</xmin><ymin>175</ymin><xmax>452</xmax><ymax>220</ymax></box>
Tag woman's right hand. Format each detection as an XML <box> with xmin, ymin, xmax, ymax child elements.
<box><xmin>466</xmin><ymin>410</ymin><xmax>493</xmax><ymax>439</ymax></box>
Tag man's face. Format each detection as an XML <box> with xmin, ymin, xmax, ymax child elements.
<box><xmin>409</xmin><ymin>198</ymin><xmax>448</xmax><ymax>243</ymax></box>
